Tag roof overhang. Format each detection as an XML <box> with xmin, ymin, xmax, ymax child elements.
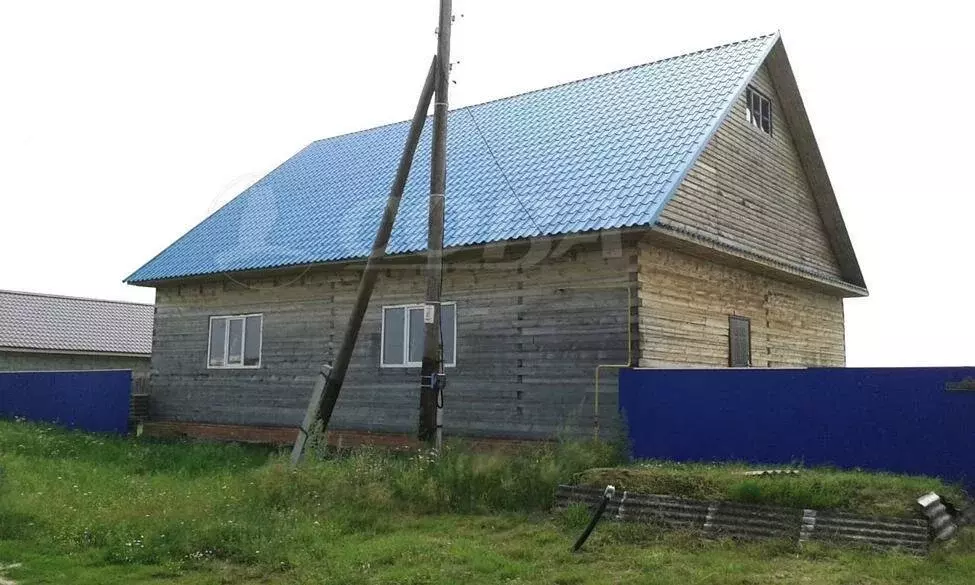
<box><xmin>0</xmin><ymin>346</ymin><xmax>150</xmax><ymax>359</ymax></box>
<box><xmin>763</xmin><ymin>38</ymin><xmax>867</xmax><ymax>290</ymax></box>
<box><xmin>127</xmin><ymin>229</ymin><xmax>653</xmax><ymax>290</ymax></box>
<box><xmin>647</xmin><ymin>225</ymin><xmax>868</xmax><ymax>298</ymax></box>
<box><xmin>129</xmin><ymin>224</ymin><xmax>866</xmax><ymax>298</ymax></box>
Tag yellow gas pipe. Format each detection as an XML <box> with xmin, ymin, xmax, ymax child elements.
<box><xmin>593</xmin><ymin>285</ymin><xmax>634</xmax><ymax>441</ymax></box>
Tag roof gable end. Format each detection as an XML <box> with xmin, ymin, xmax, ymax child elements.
<box><xmin>762</xmin><ymin>39</ymin><xmax>865</xmax><ymax>288</ymax></box>
<box><xmin>649</xmin><ymin>38</ymin><xmax>865</xmax><ymax>292</ymax></box>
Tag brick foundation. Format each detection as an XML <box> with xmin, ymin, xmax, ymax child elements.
<box><xmin>142</xmin><ymin>421</ymin><xmax>300</xmax><ymax>445</ymax></box>
<box><xmin>141</xmin><ymin>420</ymin><xmax>546</xmax><ymax>452</ymax></box>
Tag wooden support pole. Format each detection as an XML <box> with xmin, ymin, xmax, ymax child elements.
<box><xmin>418</xmin><ymin>0</ymin><xmax>452</xmax><ymax>445</ymax></box>
<box><xmin>290</xmin><ymin>57</ymin><xmax>437</xmax><ymax>465</ymax></box>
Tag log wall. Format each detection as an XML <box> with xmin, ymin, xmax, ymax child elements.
<box><xmin>148</xmin><ymin>242</ymin><xmax>634</xmax><ymax>440</ymax></box>
<box><xmin>637</xmin><ymin>243</ymin><xmax>845</xmax><ymax>368</ymax></box>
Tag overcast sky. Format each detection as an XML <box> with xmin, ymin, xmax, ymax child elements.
<box><xmin>1</xmin><ymin>1</ymin><xmax>971</xmax><ymax>366</ymax></box>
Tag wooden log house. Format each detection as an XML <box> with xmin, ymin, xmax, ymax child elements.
<box><xmin>126</xmin><ymin>33</ymin><xmax>866</xmax><ymax>444</ymax></box>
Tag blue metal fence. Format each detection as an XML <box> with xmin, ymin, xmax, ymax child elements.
<box><xmin>619</xmin><ymin>367</ymin><xmax>975</xmax><ymax>487</ymax></box>
<box><xmin>0</xmin><ymin>369</ymin><xmax>132</xmax><ymax>433</ymax></box>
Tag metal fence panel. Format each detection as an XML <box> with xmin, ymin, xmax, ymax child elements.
<box><xmin>0</xmin><ymin>369</ymin><xmax>132</xmax><ymax>433</ymax></box>
<box><xmin>619</xmin><ymin>367</ymin><xmax>975</xmax><ymax>488</ymax></box>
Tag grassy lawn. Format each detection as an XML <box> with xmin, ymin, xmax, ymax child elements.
<box><xmin>0</xmin><ymin>420</ymin><xmax>974</xmax><ymax>584</ymax></box>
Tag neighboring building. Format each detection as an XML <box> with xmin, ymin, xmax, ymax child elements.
<box><xmin>0</xmin><ymin>290</ymin><xmax>153</xmax><ymax>385</ymax></box>
<box><xmin>126</xmin><ymin>33</ymin><xmax>866</xmax><ymax>444</ymax></box>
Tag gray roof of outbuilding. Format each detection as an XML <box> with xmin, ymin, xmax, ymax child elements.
<box><xmin>0</xmin><ymin>290</ymin><xmax>153</xmax><ymax>356</ymax></box>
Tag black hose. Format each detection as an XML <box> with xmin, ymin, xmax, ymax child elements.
<box><xmin>572</xmin><ymin>486</ymin><xmax>615</xmax><ymax>552</ymax></box>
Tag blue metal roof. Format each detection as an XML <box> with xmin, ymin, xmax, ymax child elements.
<box><xmin>127</xmin><ymin>33</ymin><xmax>778</xmax><ymax>284</ymax></box>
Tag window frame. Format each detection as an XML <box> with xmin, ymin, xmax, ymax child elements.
<box><xmin>207</xmin><ymin>313</ymin><xmax>264</xmax><ymax>369</ymax></box>
<box><xmin>744</xmin><ymin>86</ymin><xmax>773</xmax><ymax>136</ymax></box>
<box><xmin>380</xmin><ymin>302</ymin><xmax>457</xmax><ymax>369</ymax></box>
<box><xmin>728</xmin><ymin>315</ymin><xmax>752</xmax><ymax>368</ymax></box>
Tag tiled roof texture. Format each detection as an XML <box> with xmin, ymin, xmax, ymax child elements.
<box><xmin>0</xmin><ymin>290</ymin><xmax>153</xmax><ymax>355</ymax></box>
<box><xmin>127</xmin><ymin>34</ymin><xmax>777</xmax><ymax>283</ymax></box>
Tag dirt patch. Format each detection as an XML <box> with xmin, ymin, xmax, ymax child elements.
<box><xmin>0</xmin><ymin>562</ymin><xmax>21</xmax><ymax>585</ymax></box>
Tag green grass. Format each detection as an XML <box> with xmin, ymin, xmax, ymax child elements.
<box><xmin>0</xmin><ymin>420</ymin><xmax>974</xmax><ymax>584</ymax></box>
<box><xmin>578</xmin><ymin>462</ymin><xmax>969</xmax><ymax>518</ymax></box>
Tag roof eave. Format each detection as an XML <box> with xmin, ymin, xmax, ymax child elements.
<box><xmin>0</xmin><ymin>345</ymin><xmax>151</xmax><ymax>358</ymax></box>
<box><xmin>123</xmin><ymin>229</ymin><xmax>641</xmax><ymax>287</ymax></box>
<box><xmin>764</xmin><ymin>38</ymin><xmax>867</xmax><ymax>291</ymax></box>
<box><xmin>648</xmin><ymin>224</ymin><xmax>868</xmax><ymax>298</ymax></box>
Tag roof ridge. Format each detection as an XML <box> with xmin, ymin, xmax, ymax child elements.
<box><xmin>450</xmin><ymin>31</ymin><xmax>779</xmax><ymax>114</ymax></box>
<box><xmin>0</xmin><ymin>289</ymin><xmax>154</xmax><ymax>308</ymax></box>
<box><xmin>309</xmin><ymin>32</ymin><xmax>779</xmax><ymax>147</ymax></box>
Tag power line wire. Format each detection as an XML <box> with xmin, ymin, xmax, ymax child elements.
<box><xmin>464</xmin><ymin>108</ymin><xmax>545</xmax><ymax>235</ymax></box>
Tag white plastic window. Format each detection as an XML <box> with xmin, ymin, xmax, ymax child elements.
<box><xmin>381</xmin><ymin>303</ymin><xmax>456</xmax><ymax>367</ymax></box>
<box><xmin>745</xmin><ymin>86</ymin><xmax>772</xmax><ymax>135</ymax></box>
<box><xmin>208</xmin><ymin>314</ymin><xmax>263</xmax><ymax>368</ymax></box>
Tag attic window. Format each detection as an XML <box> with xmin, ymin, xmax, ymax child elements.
<box><xmin>745</xmin><ymin>86</ymin><xmax>772</xmax><ymax>135</ymax></box>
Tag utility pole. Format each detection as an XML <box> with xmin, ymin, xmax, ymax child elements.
<box><xmin>290</xmin><ymin>57</ymin><xmax>437</xmax><ymax>465</ymax></box>
<box><xmin>418</xmin><ymin>0</ymin><xmax>452</xmax><ymax>447</ymax></box>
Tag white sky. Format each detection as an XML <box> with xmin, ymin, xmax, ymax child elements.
<box><xmin>1</xmin><ymin>1</ymin><xmax>971</xmax><ymax>366</ymax></box>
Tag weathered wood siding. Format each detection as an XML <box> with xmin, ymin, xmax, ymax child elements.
<box><xmin>637</xmin><ymin>243</ymin><xmax>845</xmax><ymax>368</ymax></box>
<box><xmin>658</xmin><ymin>64</ymin><xmax>843</xmax><ymax>281</ymax></box>
<box><xmin>148</xmin><ymin>244</ymin><xmax>633</xmax><ymax>440</ymax></box>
